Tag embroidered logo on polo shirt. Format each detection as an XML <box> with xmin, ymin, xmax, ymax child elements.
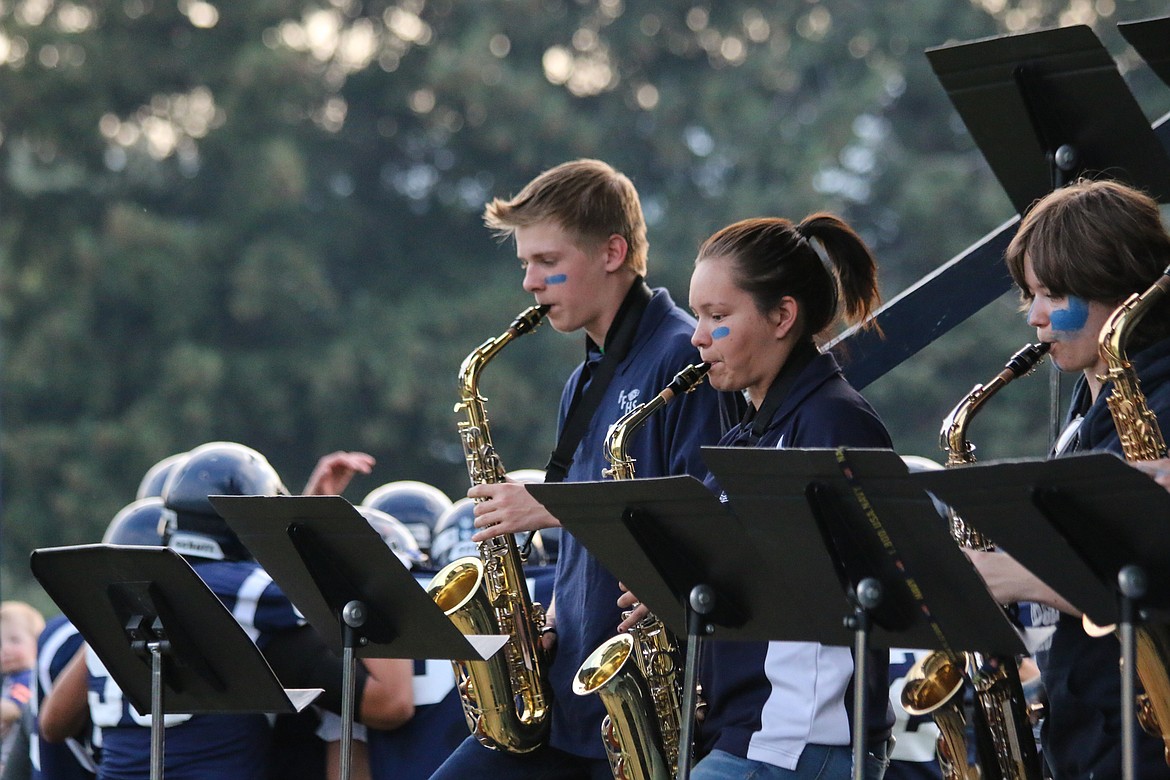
<box><xmin>617</xmin><ymin>388</ymin><xmax>641</xmax><ymax>415</ymax></box>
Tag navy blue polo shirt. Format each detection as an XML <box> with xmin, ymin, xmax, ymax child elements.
<box><xmin>547</xmin><ymin>287</ymin><xmax>735</xmax><ymax>759</ymax></box>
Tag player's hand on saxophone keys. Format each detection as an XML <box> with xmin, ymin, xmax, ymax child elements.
<box><xmin>616</xmin><ymin>583</ymin><xmax>650</xmax><ymax>632</ymax></box>
<box><xmin>468</xmin><ymin>481</ymin><xmax>561</xmax><ymax>542</ymax></box>
<box><xmin>1131</xmin><ymin>457</ymin><xmax>1170</xmax><ymax>491</ymax></box>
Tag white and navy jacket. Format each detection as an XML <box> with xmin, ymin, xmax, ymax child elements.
<box><xmin>696</xmin><ymin>347</ymin><xmax>896</xmax><ymax>770</ymax></box>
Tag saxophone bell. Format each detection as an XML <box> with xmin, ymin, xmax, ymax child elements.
<box><xmin>574</xmin><ymin>634</ymin><xmax>670</xmax><ymax>780</ymax></box>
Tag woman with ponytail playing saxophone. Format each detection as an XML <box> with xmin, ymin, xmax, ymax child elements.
<box><xmin>967</xmin><ymin>179</ymin><xmax>1170</xmax><ymax>779</ymax></box>
<box><xmin>618</xmin><ymin>214</ymin><xmax>896</xmax><ymax>779</ymax></box>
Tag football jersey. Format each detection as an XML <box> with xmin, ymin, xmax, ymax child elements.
<box><xmin>88</xmin><ymin>560</ymin><xmax>302</xmax><ymax>780</ymax></box>
<box><xmin>367</xmin><ymin>565</ymin><xmax>556</xmax><ymax>779</ymax></box>
<box><xmin>33</xmin><ymin>615</ymin><xmax>97</xmax><ymax>780</ymax></box>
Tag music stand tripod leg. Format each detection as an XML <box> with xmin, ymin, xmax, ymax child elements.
<box><xmin>1118</xmin><ymin>564</ymin><xmax>1147</xmax><ymax>780</ymax></box>
<box><xmin>677</xmin><ymin>584</ymin><xmax>716</xmax><ymax>780</ymax></box>
<box><xmin>845</xmin><ymin>578</ymin><xmax>882</xmax><ymax>780</ymax></box>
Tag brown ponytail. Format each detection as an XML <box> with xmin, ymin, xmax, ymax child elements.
<box><xmin>697</xmin><ymin>213</ymin><xmax>882</xmax><ymax>340</ymax></box>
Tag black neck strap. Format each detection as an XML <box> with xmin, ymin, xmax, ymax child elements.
<box><xmin>745</xmin><ymin>340</ymin><xmax>819</xmax><ymax>444</ymax></box>
<box><xmin>544</xmin><ymin>279</ymin><xmax>653</xmax><ymax>483</ymax></box>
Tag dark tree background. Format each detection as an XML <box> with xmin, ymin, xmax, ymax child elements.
<box><xmin>4</xmin><ymin>0</ymin><xmax>1170</xmax><ymax>607</ymax></box>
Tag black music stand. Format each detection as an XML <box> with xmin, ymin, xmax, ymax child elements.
<box><xmin>704</xmin><ymin>446</ymin><xmax>1029</xmax><ymax>779</ymax></box>
<box><xmin>1119</xmin><ymin>16</ymin><xmax>1170</xmax><ymax>89</ymax></box>
<box><xmin>701</xmin><ymin>447</ymin><xmax>1026</xmax><ymax>653</ymax></box>
<box><xmin>210</xmin><ymin>494</ymin><xmax>507</xmax><ymax>780</ymax></box>
<box><xmin>528</xmin><ymin>475</ymin><xmax>752</xmax><ymax>780</ymax></box>
<box><xmin>926</xmin><ymin>24</ymin><xmax>1170</xmax><ymax>213</ymax></box>
<box><xmin>910</xmin><ymin>452</ymin><xmax>1170</xmax><ymax>779</ymax></box>
<box><xmin>529</xmin><ymin>453</ymin><xmax>1023</xmax><ymax>780</ymax></box>
<box><xmin>30</xmin><ymin>545</ymin><xmax>321</xmax><ymax>780</ymax></box>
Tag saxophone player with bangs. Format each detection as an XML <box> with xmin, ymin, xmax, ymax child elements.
<box><xmin>967</xmin><ymin>179</ymin><xmax>1170</xmax><ymax>779</ymax></box>
<box><xmin>428</xmin><ymin>159</ymin><xmax>738</xmax><ymax>780</ymax></box>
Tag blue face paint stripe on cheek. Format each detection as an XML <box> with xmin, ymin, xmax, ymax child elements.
<box><xmin>1050</xmin><ymin>296</ymin><xmax>1089</xmax><ymax>333</ymax></box>
<box><xmin>545</xmin><ymin>274</ymin><xmax>568</xmax><ymax>285</ymax></box>
<box><xmin>711</xmin><ymin>326</ymin><xmax>730</xmax><ymax>340</ymax></box>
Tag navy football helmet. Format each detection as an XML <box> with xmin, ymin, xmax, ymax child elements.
<box><xmin>357</xmin><ymin>506</ymin><xmax>426</xmax><ymax>570</ymax></box>
<box><xmin>429</xmin><ymin>498</ymin><xmax>479</xmax><ymax>570</ymax></box>
<box><xmin>103</xmin><ymin>497</ymin><xmax>167</xmax><ymax>546</ymax></box>
<box><xmin>360</xmin><ymin>480</ymin><xmax>452</xmax><ymax>558</ymax></box>
<box><xmin>136</xmin><ymin>452</ymin><xmax>189</xmax><ymax>501</ymax></box>
<box><xmin>161</xmin><ymin>441</ymin><xmax>287</xmax><ymax>561</ymax></box>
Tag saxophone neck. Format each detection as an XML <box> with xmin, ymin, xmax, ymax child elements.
<box><xmin>458</xmin><ymin>305</ymin><xmax>552</xmax><ymax>399</ymax></box>
<box><xmin>940</xmin><ymin>343</ymin><xmax>1049</xmax><ymax>465</ymax></box>
<box><xmin>604</xmin><ymin>398</ymin><xmax>664</xmax><ymax>480</ymax></box>
<box><xmin>940</xmin><ymin>387</ymin><xmax>982</xmax><ymax>467</ymax></box>
<box><xmin>603</xmin><ymin>362</ymin><xmax>710</xmax><ymax>480</ymax></box>
<box><xmin>1101</xmin><ymin>270</ymin><xmax>1170</xmax><ymax>372</ymax></box>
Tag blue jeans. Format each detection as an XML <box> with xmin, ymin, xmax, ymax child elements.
<box><xmin>427</xmin><ymin>735</ymin><xmax>612</xmax><ymax>780</ymax></box>
<box><xmin>691</xmin><ymin>743</ymin><xmax>891</xmax><ymax>780</ymax></box>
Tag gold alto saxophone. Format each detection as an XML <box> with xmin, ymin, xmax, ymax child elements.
<box><xmin>572</xmin><ymin>362</ymin><xmax>711</xmax><ymax>780</ymax></box>
<box><xmin>902</xmin><ymin>342</ymin><xmax>1049</xmax><ymax>780</ymax></box>
<box><xmin>427</xmin><ymin>304</ymin><xmax>552</xmax><ymax>753</ymax></box>
<box><xmin>1096</xmin><ymin>268</ymin><xmax>1170</xmax><ymax>765</ymax></box>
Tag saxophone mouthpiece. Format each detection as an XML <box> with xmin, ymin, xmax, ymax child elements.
<box><xmin>1003</xmin><ymin>341</ymin><xmax>1050</xmax><ymax>377</ymax></box>
<box><xmin>662</xmin><ymin>362</ymin><xmax>712</xmax><ymax>400</ymax></box>
<box><xmin>510</xmin><ymin>304</ymin><xmax>552</xmax><ymax>336</ymax></box>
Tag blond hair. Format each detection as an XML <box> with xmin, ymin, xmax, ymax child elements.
<box><xmin>483</xmin><ymin>159</ymin><xmax>648</xmax><ymax>275</ymax></box>
<box><xmin>0</xmin><ymin>600</ymin><xmax>46</xmax><ymax>640</ymax></box>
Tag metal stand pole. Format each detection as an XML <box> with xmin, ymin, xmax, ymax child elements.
<box><xmin>677</xmin><ymin>584</ymin><xmax>715</xmax><ymax>780</ymax></box>
<box><xmin>1118</xmin><ymin>564</ymin><xmax>1146</xmax><ymax>780</ymax></box>
<box><xmin>340</xmin><ymin>600</ymin><xmax>368</xmax><ymax>780</ymax></box>
<box><xmin>149</xmin><ymin>640</ymin><xmax>168</xmax><ymax>780</ymax></box>
<box><xmin>847</xmin><ymin>578</ymin><xmax>882</xmax><ymax>780</ymax></box>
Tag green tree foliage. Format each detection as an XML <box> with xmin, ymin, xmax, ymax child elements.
<box><xmin>3</xmin><ymin>0</ymin><xmax>1170</xmax><ymax>604</ymax></box>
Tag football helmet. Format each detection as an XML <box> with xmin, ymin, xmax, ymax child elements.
<box><xmin>136</xmin><ymin>452</ymin><xmax>189</xmax><ymax>500</ymax></box>
<box><xmin>505</xmin><ymin>468</ymin><xmax>545</xmax><ymax>484</ymax></box>
<box><xmin>161</xmin><ymin>441</ymin><xmax>287</xmax><ymax>561</ymax></box>
<box><xmin>360</xmin><ymin>480</ymin><xmax>452</xmax><ymax>557</ymax></box>
<box><xmin>900</xmin><ymin>455</ymin><xmax>943</xmax><ymax>473</ymax></box>
<box><xmin>357</xmin><ymin>505</ymin><xmax>426</xmax><ymax>570</ymax></box>
<box><xmin>103</xmin><ymin>497</ymin><xmax>167</xmax><ymax>546</ymax></box>
<box><xmin>428</xmin><ymin>498</ymin><xmax>479</xmax><ymax>570</ymax></box>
